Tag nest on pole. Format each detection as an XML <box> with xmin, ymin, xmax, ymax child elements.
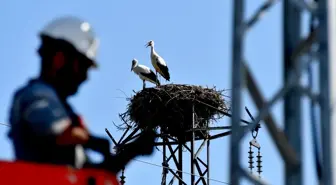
<box><xmin>120</xmin><ymin>84</ymin><xmax>230</xmax><ymax>142</ymax></box>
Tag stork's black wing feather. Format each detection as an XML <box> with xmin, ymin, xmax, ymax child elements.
<box><xmin>156</xmin><ymin>58</ymin><xmax>170</xmax><ymax>81</ymax></box>
<box><xmin>140</xmin><ymin>70</ymin><xmax>160</xmax><ymax>86</ymax></box>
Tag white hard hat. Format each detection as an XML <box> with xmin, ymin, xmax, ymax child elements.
<box><xmin>39</xmin><ymin>16</ymin><xmax>99</xmax><ymax>67</ymax></box>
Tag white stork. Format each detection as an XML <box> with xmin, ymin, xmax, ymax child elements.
<box><xmin>145</xmin><ymin>40</ymin><xmax>171</xmax><ymax>82</ymax></box>
<box><xmin>131</xmin><ymin>58</ymin><xmax>160</xmax><ymax>89</ymax></box>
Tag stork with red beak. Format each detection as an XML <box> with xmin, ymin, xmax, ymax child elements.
<box><xmin>145</xmin><ymin>40</ymin><xmax>171</xmax><ymax>82</ymax></box>
<box><xmin>131</xmin><ymin>58</ymin><xmax>160</xmax><ymax>89</ymax></box>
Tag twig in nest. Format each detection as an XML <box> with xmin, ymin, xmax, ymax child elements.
<box><xmin>112</xmin><ymin>121</ymin><xmax>128</xmax><ymax>131</ymax></box>
<box><xmin>116</xmin><ymin>89</ymin><xmax>130</xmax><ymax>99</ymax></box>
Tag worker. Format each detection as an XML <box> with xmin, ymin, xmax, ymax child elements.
<box><xmin>7</xmin><ymin>16</ymin><xmax>156</xmax><ymax>173</ymax></box>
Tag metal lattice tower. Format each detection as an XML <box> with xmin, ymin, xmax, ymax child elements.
<box><xmin>229</xmin><ymin>0</ymin><xmax>336</xmax><ymax>185</ymax></box>
<box><xmin>109</xmin><ymin>109</ymin><xmax>241</xmax><ymax>185</ymax></box>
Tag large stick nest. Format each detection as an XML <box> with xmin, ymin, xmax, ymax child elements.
<box><xmin>120</xmin><ymin>84</ymin><xmax>230</xmax><ymax>142</ymax></box>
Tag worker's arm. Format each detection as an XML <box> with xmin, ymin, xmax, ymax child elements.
<box><xmin>56</xmin><ymin>124</ymin><xmax>89</xmax><ymax>145</ymax></box>
<box><xmin>84</xmin><ymin>135</ymin><xmax>111</xmax><ymax>156</ymax></box>
<box><xmin>102</xmin><ymin>130</ymin><xmax>157</xmax><ymax>173</ymax></box>
<box><xmin>22</xmin><ymin>92</ymin><xmax>89</xmax><ymax>145</ymax></box>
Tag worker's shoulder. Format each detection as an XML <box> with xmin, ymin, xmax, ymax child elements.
<box><xmin>12</xmin><ymin>79</ymin><xmax>58</xmax><ymax>104</ymax></box>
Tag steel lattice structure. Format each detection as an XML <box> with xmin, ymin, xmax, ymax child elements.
<box><xmin>107</xmin><ymin>109</ymin><xmax>248</xmax><ymax>185</ymax></box>
<box><xmin>229</xmin><ymin>0</ymin><xmax>336</xmax><ymax>185</ymax></box>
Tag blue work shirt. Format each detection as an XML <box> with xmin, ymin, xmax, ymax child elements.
<box><xmin>7</xmin><ymin>78</ymin><xmax>86</xmax><ymax>168</ymax></box>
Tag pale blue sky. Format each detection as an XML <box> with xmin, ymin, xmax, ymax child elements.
<box><xmin>0</xmin><ymin>1</ymin><xmax>317</xmax><ymax>184</ymax></box>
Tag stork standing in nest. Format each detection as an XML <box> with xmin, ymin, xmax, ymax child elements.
<box><xmin>131</xmin><ymin>58</ymin><xmax>160</xmax><ymax>89</ymax></box>
<box><xmin>145</xmin><ymin>40</ymin><xmax>171</xmax><ymax>84</ymax></box>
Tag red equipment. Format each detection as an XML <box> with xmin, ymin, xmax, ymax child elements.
<box><xmin>0</xmin><ymin>160</ymin><xmax>119</xmax><ymax>185</ymax></box>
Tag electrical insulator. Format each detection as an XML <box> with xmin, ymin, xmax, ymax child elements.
<box><xmin>249</xmin><ymin>138</ymin><xmax>262</xmax><ymax>178</ymax></box>
<box><xmin>248</xmin><ymin>144</ymin><xmax>254</xmax><ymax>173</ymax></box>
<box><xmin>120</xmin><ymin>168</ymin><xmax>126</xmax><ymax>185</ymax></box>
<box><xmin>257</xmin><ymin>149</ymin><xmax>263</xmax><ymax>177</ymax></box>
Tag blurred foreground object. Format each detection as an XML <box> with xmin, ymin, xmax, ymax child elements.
<box><xmin>40</xmin><ymin>15</ymin><xmax>99</xmax><ymax>66</ymax></box>
<box><xmin>0</xmin><ymin>160</ymin><xmax>119</xmax><ymax>185</ymax></box>
<box><xmin>6</xmin><ymin>15</ymin><xmax>156</xmax><ymax>183</ymax></box>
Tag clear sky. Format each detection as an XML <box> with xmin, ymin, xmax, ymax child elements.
<box><xmin>0</xmin><ymin>0</ymin><xmax>317</xmax><ymax>185</ymax></box>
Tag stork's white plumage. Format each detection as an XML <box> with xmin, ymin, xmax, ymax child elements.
<box><xmin>131</xmin><ymin>58</ymin><xmax>160</xmax><ymax>89</ymax></box>
<box><xmin>145</xmin><ymin>40</ymin><xmax>170</xmax><ymax>82</ymax></box>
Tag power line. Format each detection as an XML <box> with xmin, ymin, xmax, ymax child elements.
<box><xmin>0</xmin><ymin>123</ymin><xmax>9</xmax><ymax>127</ymax></box>
<box><xmin>131</xmin><ymin>158</ymin><xmax>230</xmax><ymax>184</ymax></box>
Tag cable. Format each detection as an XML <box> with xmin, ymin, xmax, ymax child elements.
<box><xmin>131</xmin><ymin>158</ymin><xmax>230</xmax><ymax>184</ymax></box>
<box><xmin>0</xmin><ymin>123</ymin><xmax>10</xmax><ymax>127</ymax></box>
